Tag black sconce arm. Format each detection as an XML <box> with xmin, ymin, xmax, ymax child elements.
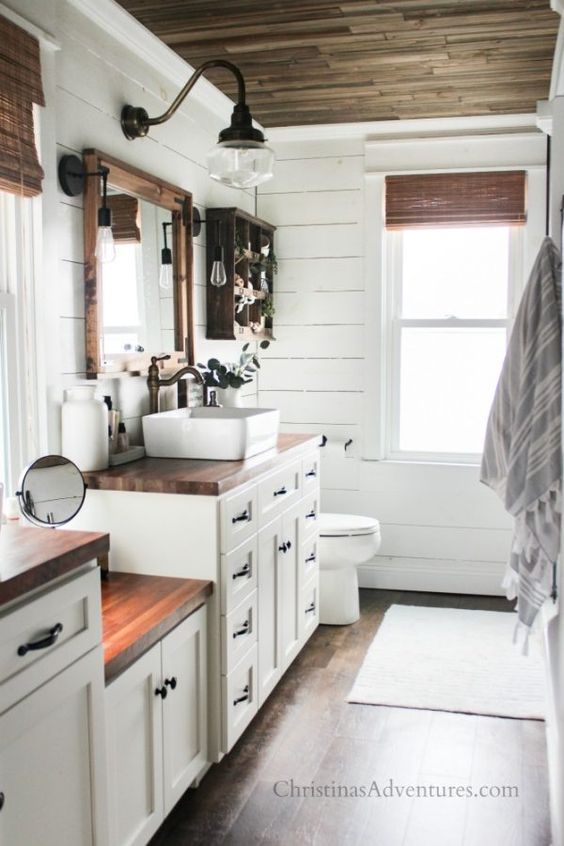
<box><xmin>122</xmin><ymin>59</ymin><xmax>247</xmax><ymax>140</ymax></box>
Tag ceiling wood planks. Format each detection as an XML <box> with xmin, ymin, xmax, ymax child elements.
<box><xmin>115</xmin><ymin>0</ymin><xmax>559</xmax><ymax>126</ymax></box>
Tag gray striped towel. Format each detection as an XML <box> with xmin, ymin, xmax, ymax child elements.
<box><xmin>481</xmin><ymin>237</ymin><xmax>562</xmax><ymax>645</ymax></box>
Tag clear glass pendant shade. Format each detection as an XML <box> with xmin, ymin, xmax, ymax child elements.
<box><xmin>95</xmin><ymin>226</ymin><xmax>116</xmax><ymax>263</ymax></box>
<box><xmin>207</xmin><ymin>140</ymin><xmax>274</xmax><ymax>189</ymax></box>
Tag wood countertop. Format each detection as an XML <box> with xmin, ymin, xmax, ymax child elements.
<box><xmin>0</xmin><ymin>525</ymin><xmax>109</xmax><ymax>609</ymax></box>
<box><xmin>102</xmin><ymin>572</ymin><xmax>213</xmax><ymax>684</ymax></box>
<box><xmin>84</xmin><ymin>433</ymin><xmax>319</xmax><ymax>497</ymax></box>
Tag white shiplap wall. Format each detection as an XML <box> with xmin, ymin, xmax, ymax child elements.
<box><xmin>257</xmin><ymin>125</ymin><xmax>547</xmax><ymax>595</ymax></box>
<box><xmin>29</xmin><ymin>0</ymin><xmax>261</xmax><ymax>449</ymax></box>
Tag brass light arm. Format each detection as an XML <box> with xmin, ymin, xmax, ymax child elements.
<box><xmin>122</xmin><ymin>60</ymin><xmax>247</xmax><ymax>140</ymax></box>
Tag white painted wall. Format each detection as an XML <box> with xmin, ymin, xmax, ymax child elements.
<box><xmin>257</xmin><ymin>120</ymin><xmax>548</xmax><ymax>595</ymax></box>
<box><xmin>9</xmin><ymin>0</ymin><xmax>261</xmax><ymax>453</ymax></box>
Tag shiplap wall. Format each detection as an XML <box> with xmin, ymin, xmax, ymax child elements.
<box><xmin>257</xmin><ymin>128</ymin><xmax>547</xmax><ymax>594</ymax></box>
<box><xmin>37</xmin><ymin>0</ymin><xmax>260</xmax><ymax>449</ymax></box>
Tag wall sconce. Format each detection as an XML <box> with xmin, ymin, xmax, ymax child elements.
<box><xmin>120</xmin><ymin>59</ymin><xmax>274</xmax><ymax>190</ymax></box>
<box><xmin>159</xmin><ymin>221</ymin><xmax>173</xmax><ymax>290</ymax></box>
<box><xmin>210</xmin><ymin>220</ymin><xmax>227</xmax><ymax>287</ymax></box>
<box><xmin>58</xmin><ymin>155</ymin><xmax>115</xmax><ymax>262</ymax></box>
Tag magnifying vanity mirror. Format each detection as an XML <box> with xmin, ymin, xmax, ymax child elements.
<box><xmin>82</xmin><ymin>149</ymin><xmax>195</xmax><ymax>376</ymax></box>
<box><xmin>16</xmin><ymin>456</ymin><xmax>86</xmax><ymax>527</ymax></box>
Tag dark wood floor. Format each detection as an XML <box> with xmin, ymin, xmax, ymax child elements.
<box><xmin>151</xmin><ymin>589</ymin><xmax>551</xmax><ymax>846</ymax></box>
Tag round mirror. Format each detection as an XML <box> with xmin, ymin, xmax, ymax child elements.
<box><xmin>16</xmin><ymin>455</ymin><xmax>86</xmax><ymax>527</ymax></box>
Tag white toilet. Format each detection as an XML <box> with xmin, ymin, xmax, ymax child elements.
<box><xmin>318</xmin><ymin>513</ymin><xmax>381</xmax><ymax>625</ymax></box>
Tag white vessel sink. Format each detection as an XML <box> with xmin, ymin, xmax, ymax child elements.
<box><xmin>142</xmin><ymin>406</ymin><xmax>280</xmax><ymax>461</ymax></box>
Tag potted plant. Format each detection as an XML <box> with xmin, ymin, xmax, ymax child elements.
<box><xmin>261</xmin><ymin>295</ymin><xmax>275</xmax><ymax>328</ymax></box>
<box><xmin>197</xmin><ymin>341</ymin><xmax>270</xmax><ymax>407</ymax></box>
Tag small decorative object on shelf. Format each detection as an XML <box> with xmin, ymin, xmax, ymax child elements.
<box><xmin>197</xmin><ymin>340</ymin><xmax>270</xmax><ymax>406</ymax></box>
<box><xmin>206</xmin><ymin>207</ymin><xmax>276</xmax><ymax>340</ymax></box>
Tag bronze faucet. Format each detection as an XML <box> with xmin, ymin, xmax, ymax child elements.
<box><xmin>147</xmin><ymin>354</ymin><xmax>206</xmax><ymax>415</ymax></box>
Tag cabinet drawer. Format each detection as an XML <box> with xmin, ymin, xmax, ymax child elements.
<box><xmin>302</xmin><ymin>453</ymin><xmax>320</xmax><ymax>492</ymax></box>
<box><xmin>221</xmin><ymin>591</ymin><xmax>258</xmax><ymax>675</ymax></box>
<box><xmin>258</xmin><ymin>460</ymin><xmax>301</xmax><ymax>527</ymax></box>
<box><xmin>0</xmin><ymin>567</ymin><xmax>101</xmax><ymax>714</ymax></box>
<box><xmin>220</xmin><ymin>535</ymin><xmax>258</xmax><ymax>615</ymax></box>
<box><xmin>222</xmin><ymin>643</ymin><xmax>258</xmax><ymax>752</ymax></box>
<box><xmin>300</xmin><ymin>490</ymin><xmax>320</xmax><ymax>539</ymax></box>
<box><xmin>300</xmin><ymin>535</ymin><xmax>319</xmax><ymax>586</ymax></box>
<box><xmin>220</xmin><ymin>484</ymin><xmax>258</xmax><ymax>552</ymax></box>
<box><xmin>299</xmin><ymin>577</ymin><xmax>319</xmax><ymax>644</ymax></box>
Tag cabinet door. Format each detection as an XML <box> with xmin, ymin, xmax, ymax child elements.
<box><xmin>279</xmin><ymin>502</ymin><xmax>301</xmax><ymax>670</ymax></box>
<box><xmin>257</xmin><ymin>517</ymin><xmax>283</xmax><ymax>706</ymax></box>
<box><xmin>0</xmin><ymin>646</ymin><xmax>108</xmax><ymax>846</ymax></box>
<box><xmin>162</xmin><ymin>605</ymin><xmax>208</xmax><ymax>816</ymax></box>
<box><xmin>105</xmin><ymin>643</ymin><xmax>163</xmax><ymax>846</ymax></box>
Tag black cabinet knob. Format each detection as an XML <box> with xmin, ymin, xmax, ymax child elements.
<box><xmin>165</xmin><ymin>677</ymin><xmax>177</xmax><ymax>690</ymax></box>
<box><xmin>155</xmin><ymin>685</ymin><xmax>168</xmax><ymax>699</ymax></box>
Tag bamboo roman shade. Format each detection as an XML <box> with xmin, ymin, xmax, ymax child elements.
<box><xmin>0</xmin><ymin>15</ymin><xmax>45</xmax><ymax>197</ymax></box>
<box><xmin>106</xmin><ymin>195</ymin><xmax>141</xmax><ymax>243</ymax></box>
<box><xmin>385</xmin><ymin>171</ymin><xmax>527</xmax><ymax>229</ymax></box>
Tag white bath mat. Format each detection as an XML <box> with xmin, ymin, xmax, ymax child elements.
<box><xmin>348</xmin><ymin>604</ymin><xmax>546</xmax><ymax>719</ymax></box>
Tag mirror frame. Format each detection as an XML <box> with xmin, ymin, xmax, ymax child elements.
<box><xmin>82</xmin><ymin>148</ymin><xmax>195</xmax><ymax>376</ymax></box>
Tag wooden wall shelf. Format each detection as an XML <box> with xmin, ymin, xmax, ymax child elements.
<box><xmin>206</xmin><ymin>207</ymin><xmax>276</xmax><ymax>342</ymax></box>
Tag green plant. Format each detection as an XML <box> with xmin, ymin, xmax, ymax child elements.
<box><xmin>197</xmin><ymin>341</ymin><xmax>270</xmax><ymax>390</ymax></box>
<box><xmin>250</xmin><ymin>250</ymin><xmax>278</xmax><ymax>277</ymax></box>
<box><xmin>261</xmin><ymin>296</ymin><xmax>275</xmax><ymax>320</ymax></box>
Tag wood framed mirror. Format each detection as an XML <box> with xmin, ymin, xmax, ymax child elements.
<box><xmin>82</xmin><ymin>149</ymin><xmax>195</xmax><ymax>376</ymax></box>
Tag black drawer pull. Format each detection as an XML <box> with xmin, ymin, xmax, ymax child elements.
<box><xmin>305</xmin><ymin>602</ymin><xmax>316</xmax><ymax>614</ymax></box>
<box><xmin>165</xmin><ymin>676</ymin><xmax>177</xmax><ymax>690</ymax></box>
<box><xmin>155</xmin><ymin>685</ymin><xmax>168</xmax><ymax>699</ymax></box>
<box><xmin>306</xmin><ymin>553</ymin><xmax>316</xmax><ymax>564</ymax></box>
<box><xmin>232</xmin><ymin>563</ymin><xmax>251</xmax><ymax>580</ymax></box>
<box><xmin>233</xmin><ymin>620</ymin><xmax>250</xmax><ymax>639</ymax></box>
<box><xmin>305</xmin><ymin>510</ymin><xmax>317</xmax><ymax>520</ymax></box>
<box><xmin>305</xmin><ymin>469</ymin><xmax>317</xmax><ymax>478</ymax></box>
<box><xmin>0</xmin><ymin>792</ymin><xmax>4</xmax><ymax>811</ymax></box>
<box><xmin>233</xmin><ymin>684</ymin><xmax>250</xmax><ymax>706</ymax></box>
<box><xmin>232</xmin><ymin>509</ymin><xmax>250</xmax><ymax>524</ymax></box>
<box><xmin>18</xmin><ymin>622</ymin><xmax>63</xmax><ymax>657</ymax></box>
<box><xmin>273</xmin><ymin>486</ymin><xmax>287</xmax><ymax>497</ymax></box>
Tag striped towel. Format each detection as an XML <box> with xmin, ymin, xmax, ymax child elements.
<box><xmin>481</xmin><ymin>237</ymin><xmax>562</xmax><ymax>645</ymax></box>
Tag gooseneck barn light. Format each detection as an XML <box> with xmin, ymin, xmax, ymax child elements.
<box><xmin>120</xmin><ymin>59</ymin><xmax>274</xmax><ymax>190</ymax></box>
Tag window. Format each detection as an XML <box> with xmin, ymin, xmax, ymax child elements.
<box><xmin>386</xmin><ymin>225</ymin><xmax>519</xmax><ymax>462</ymax></box>
<box><xmin>383</xmin><ymin>170</ymin><xmax>526</xmax><ymax>464</ymax></box>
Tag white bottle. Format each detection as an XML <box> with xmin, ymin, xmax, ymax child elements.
<box><xmin>62</xmin><ymin>386</ymin><xmax>109</xmax><ymax>471</ymax></box>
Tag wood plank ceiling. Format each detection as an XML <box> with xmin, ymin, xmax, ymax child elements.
<box><xmin>115</xmin><ymin>1</ymin><xmax>560</xmax><ymax>127</ymax></box>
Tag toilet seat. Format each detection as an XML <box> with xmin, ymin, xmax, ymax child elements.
<box><xmin>319</xmin><ymin>513</ymin><xmax>380</xmax><ymax>538</ymax></box>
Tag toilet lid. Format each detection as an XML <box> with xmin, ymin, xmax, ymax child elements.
<box><xmin>319</xmin><ymin>513</ymin><xmax>380</xmax><ymax>537</ymax></box>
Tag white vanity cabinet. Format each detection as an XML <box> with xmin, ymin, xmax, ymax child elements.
<box><xmin>0</xmin><ymin>566</ymin><xmax>108</xmax><ymax>846</ymax></box>
<box><xmin>105</xmin><ymin>604</ymin><xmax>207</xmax><ymax>846</ymax></box>
<box><xmin>72</xmin><ymin>440</ymin><xmax>320</xmax><ymax>760</ymax></box>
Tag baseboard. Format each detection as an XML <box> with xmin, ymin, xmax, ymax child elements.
<box><xmin>357</xmin><ymin>556</ymin><xmax>506</xmax><ymax>596</ymax></box>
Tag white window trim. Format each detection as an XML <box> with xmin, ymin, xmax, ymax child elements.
<box><xmin>384</xmin><ymin>226</ymin><xmax>522</xmax><ymax>465</ymax></box>
<box><xmin>363</xmin><ymin>160</ymin><xmax>547</xmax><ymax>465</ymax></box>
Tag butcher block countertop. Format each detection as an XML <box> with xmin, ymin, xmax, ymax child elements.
<box><xmin>0</xmin><ymin>525</ymin><xmax>109</xmax><ymax>609</ymax></box>
<box><xmin>84</xmin><ymin>433</ymin><xmax>319</xmax><ymax>497</ymax></box>
<box><xmin>101</xmin><ymin>572</ymin><xmax>213</xmax><ymax>684</ymax></box>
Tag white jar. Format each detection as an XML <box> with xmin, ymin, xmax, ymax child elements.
<box><xmin>62</xmin><ymin>386</ymin><xmax>109</xmax><ymax>471</ymax></box>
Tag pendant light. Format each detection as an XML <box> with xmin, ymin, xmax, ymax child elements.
<box><xmin>210</xmin><ymin>220</ymin><xmax>227</xmax><ymax>287</ymax></box>
<box><xmin>159</xmin><ymin>221</ymin><xmax>173</xmax><ymax>290</ymax></box>
<box><xmin>121</xmin><ymin>60</ymin><xmax>274</xmax><ymax>190</ymax></box>
<box><xmin>58</xmin><ymin>155</ymin><xmax>115</xmax><ymax>263</ymax></box>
